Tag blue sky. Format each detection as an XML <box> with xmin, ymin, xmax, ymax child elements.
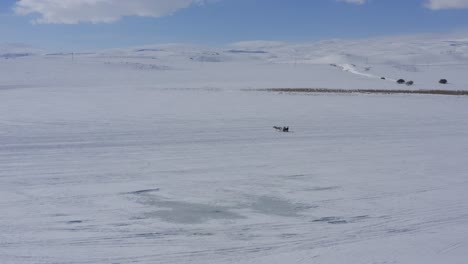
<box><xmin>1</xmin><ymin>0</ymin><xmax>468</xmax><ymax>51</ymax></box>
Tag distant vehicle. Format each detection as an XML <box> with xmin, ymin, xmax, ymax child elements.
<box><xmin>406</xmin><ymin>81</ymin><xmax>414</xmax><ymax>86</ymax></box>
<box><xmin>273</xmin><ymin>126</ymin><xmax>290</xmax><ymax>132</ymax></box>
<box><xmin>381</xmin><ymin>77</ymin><xmax>386</xmax><ymax>80</ymax></box>
<box><xmin>439</xmin><ymin>79</ymin><xmax>448</xmax><ymax>84</ymax></box>
<box><xmin>397</xmin><ymin>79</ymin><xmax>406</xmax><ymax>84</ymax></box>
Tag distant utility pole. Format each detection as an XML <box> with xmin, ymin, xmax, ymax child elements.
<box><xmin>72</xmin><ymin>52</ymin><xmax>74</xmax><ymax>62</ymax></box>
<box><xmin>294</xmin><ymin>48</ymin><xmax>298</xmax><ymax>68</ymax></box>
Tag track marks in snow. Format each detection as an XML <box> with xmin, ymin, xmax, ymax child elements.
<box><xmin>125</xmin><ymin>188</ymin><xmax>160</xmax><ymax>195</ymax></box>
<box><xmin>331</xmin><ymin>63</ymin><xmax>397</xmax><ymax>82</ymax></box>
<box><xmin>438</xmin><ymin>242</ymin><xmax>463</xmax><ymax>254</ymax></box>
<box><xmin>312</xmin><ymin>215</ymin><xmax>370</xmax><ymax>225</ymax></box>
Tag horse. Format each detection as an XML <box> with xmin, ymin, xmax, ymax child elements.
<box><xmin>273</xmin><ymin>126</ymin><xmax>289</xmax><ymax>132</ymax></box>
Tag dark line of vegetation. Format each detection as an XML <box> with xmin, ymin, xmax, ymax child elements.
<box><xmin>255</xmin><ymin>88</ymin><xmax>468</xmax><ymax>96</ymax></box>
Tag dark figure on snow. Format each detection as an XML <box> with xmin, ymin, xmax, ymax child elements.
<box><xmin>283</xmin><ymin>127</ymin><xmax>289</xmax><ymax>132</ymax></box>
<box><xmin>439</xmin><ymin>79</ymin><xmax>448</xmax><ymax>84</ymax></box>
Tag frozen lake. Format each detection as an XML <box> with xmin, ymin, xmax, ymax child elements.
<box><xmin>1</xmin><ymin>86</ymin><xmax>468</xmax><ymax>263</ymax></box>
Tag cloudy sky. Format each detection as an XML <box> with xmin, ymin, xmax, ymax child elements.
<box><xmin>1</xmin><ymin>0</ymin><xmax>468</xmax><ymax>50</ymax></box>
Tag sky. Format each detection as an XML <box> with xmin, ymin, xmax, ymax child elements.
<box><xmin>1</xmin><ymin>0</ymin><xmax>468</xmax><ymax>51</ymax></box>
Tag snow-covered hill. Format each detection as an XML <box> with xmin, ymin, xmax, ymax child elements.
<box><xmin>1</xmin><ymin>34</ymin><xmax>467</xmax><ymax>90</ymax></box>
<box><xmin>0</xmin><ymin>43</ymin><xmax>40</xmax><ymax>59</ymax></box>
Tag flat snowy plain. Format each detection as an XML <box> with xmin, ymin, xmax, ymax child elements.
<box><xmin>1</xmin><ymin>36</ymin><xmax>468</xmax><ymax>263</ymax></box>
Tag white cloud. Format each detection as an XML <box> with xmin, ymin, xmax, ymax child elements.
<box><xmin>337</xmin><ymin>0</ymin><xmax>368</xmax><ymax>4</ymax></box>
<box><xmin>15</xmin><ymin>0</ymin><xmax>208</xmax><ymax>24</ymax></box>
<box><xmin>425</xmin><ymin>0</ymin><xmax>468</xmax><ymax>9</ymax></box>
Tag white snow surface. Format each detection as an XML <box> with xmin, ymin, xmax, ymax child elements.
<box><xmin>1</xmin><ymin>35</ymin><xmax>468</xmax><ymax>263</ymax></box>
<box><xmin>1</xmin><ymin>34</ymin><xmax>468</xmax><ymax>90</ymax></box>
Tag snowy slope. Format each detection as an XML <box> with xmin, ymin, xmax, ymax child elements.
<box><xmin>1</xmin><ymin>35</ymin><xmax>468</xmax><ymax>264</ymax></box>
<box><xmin>0</xmin><ymin>43</ymin><xmax>40</xmax><ymax>59</ymax></box>
<box><xmin>1</xmin><ymin>34</ymin><xmax>468</xmax><ymax>90</ymax></box>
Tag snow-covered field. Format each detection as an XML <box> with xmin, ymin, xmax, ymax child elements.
<box><xmin>2</xmin><ymin>34</ymin><xmax>468</xmax><ymax>90</ymax></box>
<box><xmin>1</xmin><ymin>35</ymin><xmax>468</xmax><ymax>263</ymax></box>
